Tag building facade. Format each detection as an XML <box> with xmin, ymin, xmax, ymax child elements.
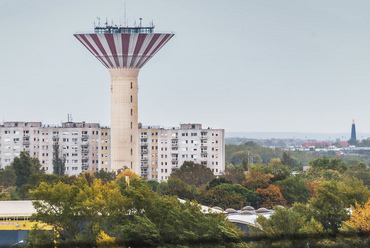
<box><xmin>139</xmin><ymin>123</ymin><xmax>225</xmax><ymax>181</ymax></box>
<box><xmin>0</xmin><ymin>122</ymin><xmax>225</xmax><ymax>181</ymax></box>
<box><xmin>0</xmin><ymin>121</ymin><xmax>109</xmax><ymax>175</ymax></box>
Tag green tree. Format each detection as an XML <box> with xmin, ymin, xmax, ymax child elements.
<box><xmin>275</xmin><ymin>176</ymin><xmax>311</xmax><ymax>205</ymax></box>
<box><xmin>222</xmin><ymin>166</ymin><xmax>246</xmax><ymax>184</ymax></box>
<box><xmin>171</xmin><ymin>161</ymin><xmax>215</xmax><ymax>186</ymax></box>
<box><xmin>52</xmin><ymin>141</ymin><xmax>65</xmax><ymax>176</ymax></box>
<box><xmin>145</xmin><ymin>180</ymin><xmax>160</xmax><ymax>192</ymax></box>
<box><xmin>94</xmin><ymin>168</ymin><xmax>116</xmax><ymax>183</ymax></box>
<box><xmin>309</xmin><ymin>157</ymin><xmax>347</xmax><ymax>173</ymax></box>
<box><xmin>30</xmin><ymin>177</ymin><xmax>127</xmax><ymax>246</ymax></box>
<box><xmin>207</xmin><ymin>177</ymin><xmax>232</xmax><ymax>190</ymax></box>
<box><xmin>214</xmin><ymin>183</ymin><xmax>261</xmax><ymax>208</ymax></box>
<box><xmin>281</xmin><ymin>152</ymin><xmax>293</xmax><ymax>169</ymax></box>
<box><xmin>157</xmin><ymin>176</ymin><xmax>196</xmax><ymax>200</ymax></box>
<box><xmin>0</xmin><ymin>165</ymin><xmax>16</xmax><ymax>188</ymax></box>
<box><xmin>309</xmin><ymin>180</ymin><xmax>350</xmax><ymax>233</ymax></box>
<box><xmin>12</xmin><ymin>151</ymin><xmax>43</xmax><ymax>189</ymax></box>
<box><xmin>253</xmin><ymin>207</ymin><xmax>323</xmax><ymax>247</ymax></box>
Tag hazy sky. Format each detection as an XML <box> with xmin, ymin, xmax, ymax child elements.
<box><xmin>0</xmin><ymin>0</ymin><xmax>370</xmax><ymax>134</ymax></box>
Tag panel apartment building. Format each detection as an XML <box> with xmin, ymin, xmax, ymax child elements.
<box><xmin>0</xmin><ymin>122</ymin><xmax>224</xmax><ymax>181</ymax></box>
<box><xmin>139</xmin><ymin>123</ymin><xmax>225</xmax><ymax>181</ymax></box>
<box><xmin>0</xmin><ymin>121</ymin><xmax>110</xmax><ymax>175</ymax></box>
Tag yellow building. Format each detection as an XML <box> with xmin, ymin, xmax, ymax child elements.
<box><xmin>0</xmin><ymin>201</ymin><xmax>52</xmax><ymax>246</ymax></box>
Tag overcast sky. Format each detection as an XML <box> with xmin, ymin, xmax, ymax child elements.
<box><xmin>0</xmin><ymin>0</ymin><xmax>369</xmax><ymax>134</ymax></box>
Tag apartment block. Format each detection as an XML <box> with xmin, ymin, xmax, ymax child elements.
<box><xmin>139</xmin><ymin>123</ymin><xmax>225</xmax><ymax>181</ymax></box>
<box><xmin>0</xmin><ymin>121</ymin><xmax>110</xmax><ymax>175</ymax></box>
<box><xmin>0</xmin><ymin>122</ymin><xmax>225</xmax><ymax>180</ymax></box>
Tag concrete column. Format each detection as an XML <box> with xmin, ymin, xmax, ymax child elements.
<box><xmin>109</xmin><ymin>68</ymin><xmax>140</xmax><ymax>173</ymax></box>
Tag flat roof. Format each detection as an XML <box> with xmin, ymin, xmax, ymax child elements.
<box><xmin>0</xmin><ymin>201</ymin><xmax>36</xmax><ymax>217</ymax></box>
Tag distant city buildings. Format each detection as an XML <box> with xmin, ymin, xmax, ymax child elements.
<box><xmin>0</xmin><ymin>121</ymin><xmax>225</xmax><ymax>181</ymax></box>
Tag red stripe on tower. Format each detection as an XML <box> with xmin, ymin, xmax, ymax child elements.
<box><xmin>90</xmin><ymin>35</ymin><xmax>114</xmax><ymax>68</ymax></box>
<box><xmin>105</xmin><ymin>34</ymin><xmax>120</xmax><ymax>68</ymax></box>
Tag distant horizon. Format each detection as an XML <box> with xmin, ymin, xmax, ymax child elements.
<box><xmin>226</xmin><ymin>132</ymin><xmax>370</xmax><ymax>141</ymax></box>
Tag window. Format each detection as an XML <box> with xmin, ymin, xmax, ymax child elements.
<box><xmin>62</xmin><ymin>132</ymin><xmax>69</xmax><ymax>135</ymax></box>
<box><xmin>130</xmin><ymin>82</ymin><xmax>132</xmax><ymax>89</ymax></box>
<box><xmin>131</xmin><ymin>109</ymin><xmax>133</xmax><ymax>115</ymax></box>
<box><xmin>72</xmin><ymin>132</ymin><xmax>78</xmax><ymax>135</ymax></box>
<box><xmin>131</xmin><ymin>95</ymin><xmax>132</xmax><ymax>102</ymax></box>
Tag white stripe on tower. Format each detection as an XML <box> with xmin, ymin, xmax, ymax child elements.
<box><xmin>136</xmin><ymin>34</ymin><xmax>166</xmax><ymax>68</ymax></box>
<box><xmin>97</xmin><ymin>34</ymin><xmax>117</xmax><ymax>67</ymax></box>
<box><xmin>84</xmin><ymin>35</ymin><xmax>112</xmax><ymax>68</ymax></box>
<box><xmin>114</xmin><ymin>34</ymin><xmax>123</xmax><ymax>67</ymax></box>
<box><xmin>127</xmin><ymin>34</ymin><xmax>138</xmax><ymax>67</ymax></box>
<box><xmin>76</xmin><ymin>35</ymin><xmax>109</xmax><ymax>68</ymax></box>
<box><xmin>152</xmin><ymin>34</ymin><xmax>173</xmax><ymax>57</ymax></box>
<box><xmin>132</xmin><ymin>34</ymin><xmax>154</xmax><ymax>68</ymax></box>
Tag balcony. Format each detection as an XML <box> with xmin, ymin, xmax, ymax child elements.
<box><xmin>201</xmin><ymin>143</ymin><xmax>208</xmax><ymax>147</ymax></box>
<box><xmin>171</xmin><ymin>136</ymin><xmax>178</xmax><ymax>140</ymax></box>
<box><xmin>140</xmin><ymin>135</ymin><xmax>148</xmax><ymax>139</ymax></box>
<box><xmin>201</xmin><ymin>136</ymin><xmax>207</xmax><ymax>139</ymax></box>
<box><xmin>23</xmin><ymin>140</ymin><xmax>30</xmax><ymax>145</ymax></box>
<box><xmin>81</xmin><ymin>149</ymin><xmax>89</xmax><ymax>154</ymax></box>
<box><xmin>171</xmin><ymin>143</ymin><xmax>178</xmax><ymax>147</ymax></box>
<box><xmin>82</xmin><ymin>156</ymin><xmax>89</xmax><ymax>161</ymax></box>
<box><xmin>140</xmin><ymin>142</ymin><xmax>148</xmax><ymax>146</ymax></box>
<box><xmin>141</xmin><ymin>156</ymin><xmax>148</xmax><ymax>161</ymax></box>
<box><xmin>141</xmin><ymin>164</ymin><xmax>148</xmax><ymax>168</ymax></box>
<box><xmin>201</xmin><ymin>150</ymin><xmax>207</xmax><ymax>154</ymax></box>
<box><xmin>81</xmin><ymin>142</ymin><xmax>89</xmax><ymax>147</ymax></box>
<box><xmin>82</xmin><ymin>134</ymin><xmax>88</xmax><ymax>138</ymax></box>
<box><xmin>141</xmin><ymin>149</ymin><xmax>148</xmax><ymax>154</ymax></box>
<box><xmin>171</xmin><ymin>158</ymin><xmax>178</xmax><ymax>162</ymax></box>
<box><xmin>23</xmin><ymin>134</ymin><xmax>30</xmax><ymax>138</ymax></box>
<box><xmin>82</xmin><ymin>163</ymin><xmax>89</xmax><ymax>169</ymax></box>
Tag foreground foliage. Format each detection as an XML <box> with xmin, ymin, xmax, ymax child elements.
<box><xmin>28</xmin><ymin>175</ymin><xmax>245</xmax><ymax>247</ymax></box>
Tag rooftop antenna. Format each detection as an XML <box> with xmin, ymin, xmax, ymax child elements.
<box><xmin>139</xmin><ymin>17</ymin><xmax>142</xmax><ymax>27</ymax></box>
<box><xmin>124</xmin><ymin>2</ymin><xmax>127</xmax><ymax>26</ymax></box>
<box><xmin>97</xmin><ymin>17</ymin><xmax>101</xmax><ymax>27</ymax></box>
<box><xmin>105</xmin><ymin>17</ymin><xmax>108</xmax><ymax>27</ymax></box>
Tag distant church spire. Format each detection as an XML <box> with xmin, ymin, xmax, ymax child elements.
<box><xmin>351</xmin><ymin>119</ymin><xmax>356</xmax><ymax>140</ymax></box>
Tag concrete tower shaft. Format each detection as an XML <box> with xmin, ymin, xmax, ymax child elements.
<box><xmin>74</xmin><ymin>27</ymin><xmax>174</xmax><ymax>173</ymax></box>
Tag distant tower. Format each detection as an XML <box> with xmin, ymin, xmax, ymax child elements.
<box><xmin>74</xmin><ymin>21</ymin><xmax>174</xmax><ymax>173</ymax></box>
<box><xmin>351</xmin><ymin>119</ymin><xmax>356</xmax><ymax>140</ymax></box>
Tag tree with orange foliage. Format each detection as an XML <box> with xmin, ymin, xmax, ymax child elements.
<box><xmin>243</xmin><ymin>170</ymin><xmax>272</xmax><ymax>190</ymax></box>
<box><xmin>256</xmin><ymin>185</ymin><xmax>286</xmax><ymax>209</ymax></box>
<box><xmin>306</xmin><ymin>182</ymin><xmax>319</xmax><ymax>198</ymax></box>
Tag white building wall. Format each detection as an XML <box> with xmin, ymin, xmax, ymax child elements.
<box><xmin>139</xmin><ymin>124</ymin><xmax>225</xmax><ymax>182</ymax></box>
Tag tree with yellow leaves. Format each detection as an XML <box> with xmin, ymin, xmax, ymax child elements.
<box><xmin>116</xmin><ymin>169</ymin><xmax>139</xmax><ymax>180</ymax></box>
<box><xmin>346</xmin><ymin>199</ymin><xmax>370</xmax><ymax>231</ymax></box>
